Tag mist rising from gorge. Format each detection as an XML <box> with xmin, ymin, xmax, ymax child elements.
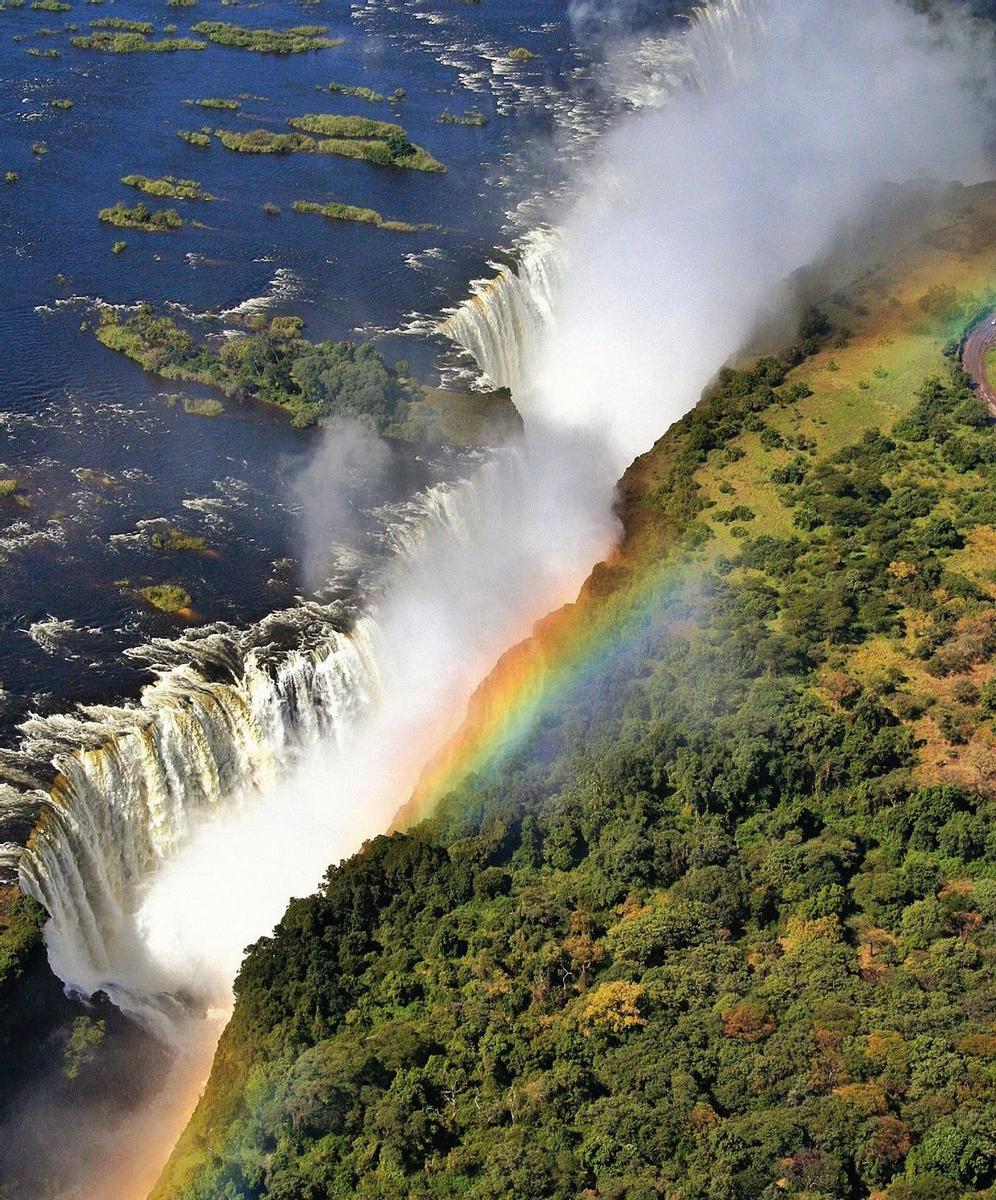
<box><xmin>525</xmin><ymin>0</ymin><xmax>994</xmax><ymax>470</ymax></box>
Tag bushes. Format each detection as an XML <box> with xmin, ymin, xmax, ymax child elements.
<box><xmin>72</xmin><ymin>32</ymin><xmax>205</xmax><ymax>51</ymax></box>
<box><xmin>98</xmin><ymin>202</ymin><xmax>183</xmax><ymax>230</ymax></box>
<box><xmin>190</xmin><ymin>21</ymin><xmax>341</xmax><ymax>53</ymax></box>
<box><xmin>94</xmin><ymin>306</ymin><xmax>415</xmax><ymax>432</ymax></box>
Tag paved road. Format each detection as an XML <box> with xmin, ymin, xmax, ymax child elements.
<box><xmin>963</xmin><ymin>313</ymin><xmax>996</xmax><ymax>418</ymax></box>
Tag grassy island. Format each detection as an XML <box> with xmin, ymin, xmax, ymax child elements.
<box><xmin>121</xmin><ymin>174</ymin><xmax>213</xmax><ymax>201</ymax></box>
<box><xmin>180</xmin><ymin>395</ymin><xmax>223</xmax><ymax>416</ymax></box>
<box><xmin>136</xmin><ymin>583</ymin><xmax>192</xmax><ymax>614</ymax></box>
<box><xmin>95</xmin><ymin>305</ymin><xmax>419</xmax><ymax>431</ymax></box>
<box><xmin>49</xmin><ymin>98</ymin><xmax>73</xmax><ymax>109</ymax></box>
<box><xmin>439</xmin><ymin>108</ymin><xmax>488</xmax><ymax>126</ymax></box>
<box><xmin>288</xmin><ymin>113</ymin><xmax>403</xmax><ymax>140</ymax></box>
<box><xmin>190</xmin><ymin>20</ymin><xmax>341</xmax><ymax>53</ymax></box>
<box><xmin>213</xmin><ymin>129</ymin><xmax>313</xmax><ymax>154</ymax></box>
<box><xmin>292</xmin><ymin>198</ymin><xmax>430</xmax><ymax>233</ymax></box>
<box><xmin>177</xmin><ymin>129</ymin><xmax>211</xmax><ymax>147</ymax></box>
<box><xmin>98</xmin><ymin>202</ymin><xmax>183</xmax><ymax>231</ymax></box>
<box><xmin>318</xmin><ymin>81</ymin><xmax>383</xmax><ymax>102</ymax></box>
<box><xmin>72</xmin><ymin>31</ymin><xmax>205</xmax><ymax>52</ymax></box>
<box><xmin>30</xmin><ymin>0</ymin><xmax>70</xmax><ymax>10</ymax></box>
<box><xmin>507</xmin><ymin>45</ymin><xmax>537</xmax><ymax>61</ymax></box>
<box><xmin>150</xmin><ymin>528</ymin><xmax>207</xmax><ymax>552</ymax></box>
<box><xmin>89</xmin><ymin>16</ymin><xmax>151</xmax><ymax>32</ymax></box>
<box><xmin>211</xmin><ymin>118</ymin><xmax>445</xmax><ymax>171</ymax></box>
<box><xmin>186</xmin><ymin>97</ymin><xmax>239</xmax><ymax>110</ymax></box>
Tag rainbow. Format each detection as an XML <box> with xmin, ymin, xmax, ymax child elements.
<box><xmin>395</xmin><ymin>543</ymin><xmax>684</xmax><ymax>830</ymax></box>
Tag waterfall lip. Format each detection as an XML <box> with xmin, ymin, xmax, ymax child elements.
<box><xmin>437</xmin><ymin>227</ymin><xmax>566</xmax><ymax>394</ymax></box>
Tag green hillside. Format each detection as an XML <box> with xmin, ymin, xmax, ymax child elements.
<box><xmin>153</xmin><ymin>183</ymin><xmax>996</xmax><ymax>1200</ymax></box>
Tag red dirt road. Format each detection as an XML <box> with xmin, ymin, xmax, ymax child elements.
<box><xmin>962</xmin><ymin>314</ymin><xmax>996</xmax><ymax>419</ymax></box>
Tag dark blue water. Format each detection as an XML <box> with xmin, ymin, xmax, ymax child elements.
<box><xmin>0</xmin><ymin>0</ymin><xmax>605</xmax><ymax>738</ymax></box>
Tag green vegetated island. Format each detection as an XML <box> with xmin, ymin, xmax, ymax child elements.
<box><xmin>149</xmin><ymin>184</ymin><xmax>996</xmax><ymax>1200</ymax></box>
<box><xmin>190</xmin><ymin>21</ymin><xmax>341</xmax><ymax>54</ymax></box>
<box><xmin>439</xmin><ymin>109</ymin><xmax>488</xmax><ymax>127</ymax></box>
<box><xmin>89</xmin><ymin>307</ymin><xmax>412</xmax><ymax>436</ymax></box>
<box><xmin>211</xmin><ymin>114</ymin><xmax>444</xmax><ymax>173</ymax></box>
<box><xmin>186</xmin><ymin>97</ymin><xmax>240</xmax><ymax>110</ymax></box>
<box><xmin>133</xmin><ymin>583</ymin><xmax>193</xmax><ymax>614</ymax></box>
<box><xmin>98</xmin><ymin>202</ymin><xmax>183</xmax><ymax>231</ymax></box>
<box><xmin>319</xmin><ymin>81</ymin><xmax>384</xmax><ymax>103</ymax></box>
<box><xmin>292</xmin><ymin>199</ymin><xmax>432</xmax><ymax>234</ymax></box>
<box><xmin>121</xmin><ymin>175</ymin><xmax>215</xmax><ymax>201</ymax></box>
<box><xmin>92</xmin><ymin>306</ymin><xmax>516</xmax><ymax>444</ymax></box>
<box><xmin>72</xmin><ymin>18</ymin><xmax>206</xmax><ymax>52</ymax></box>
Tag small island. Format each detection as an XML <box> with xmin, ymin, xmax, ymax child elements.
<box><xmin>318</xmin><ymin>81</ymin><xmax>383</xmax><ymax>102</ymax></box>
<box><xmin>72</xmin><ymin>31</ymin><xmax>205</xmax><ymax>52</ymax></box>
<box><xmin>177</xmin><ymin>130</ymin><xmax>211</xmax><ymax>147</ymax></box>
<box><xmin>135</xmin><ymin>583</ymin><xmax>192</xmax><ymax>615</ymax></box>
<box><xmin>121</xmin><ymin>175</ymin><xmax>214</xmax><ymax>201</ymax></box>
<box><xmin>213</xmin><ymin>129</ymin><xmax>313</xmax><ymax>155</ymax></box>
<box><xmin>185</xmin><ymin>97</ymin><xmax>240</xmax><ymax>110</ymax></box>
<box><xmin>98</xmin><ymin>202</ymin><xmax>183</xmax><ymax>231</ymax></box>
<box><xmin>178</xmin><ymin>395</ymin><xmax>224</xmax><ymax>416</ymax></box>
<box><xmin>95</xmin><ymin>305</ymin><xmax>418</xmax><ymax>431</ymax></box>
<box><xmin>88</xmin><ymin>16</ymin><xmax>152</xmax><ymax>32</ymax></box>
<box><xmin>150</xmin><ymin>528</ymin><xmax>207</xmax><ymax>553</ymax></box>
<box><xmin>190</xmin><ymin>21</ymin><xmax>342</xmax><ymax>53</ymax></box>
<box><xmin>212</xmin><ymin>115</ymin><xmax>444</xmax><ymax>172</ymax></box>
<box><xmin>292</xmin><ymin>199</ymin><xmax>432</xmax><ymax>233</ymax></box>
<box><xmin>438</xmin><ymin>109</ymin><xmax>488</xmax><ymax>126</ymax></box>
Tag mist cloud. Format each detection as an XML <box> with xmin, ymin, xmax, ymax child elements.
<box><xmin>526</xmin><ymin>0</ymin><xmax>994</xmax><ymax>467</ymax></box>
<box><xmin>293</xmin><ymin>418</ymin><xmax>393</xmax><ymax>592</ymax></box>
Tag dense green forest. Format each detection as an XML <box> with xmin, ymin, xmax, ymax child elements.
<box><xmin>152</xmin><ymin>189</ymin><xmax>996</xmax><ymax>1198</ymax></box>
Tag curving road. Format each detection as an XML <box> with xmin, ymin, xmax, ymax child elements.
<box><xmin>962</xmin><ymin>313</ymin><xmax>996</xmax><ymax>419</ymax></box>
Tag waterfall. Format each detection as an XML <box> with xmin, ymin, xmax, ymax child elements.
<box><xmin>435</xmin><ymin>1</ymin><xmax>770</xmax><ymax>395</ymax></box>
<box><xmin>438</xmin><ymin>228</ymin><xmax>566</xmax><ymax>393</ymax></box>
<box><xmin>17</xmin><ymin>623</ymin><xmax>379</xmax><ymax>1015</ymax></box>
<box><xmin>2</xmin><ymin>482</ymin><xmax>472</xmax><ymax>1024</ymax></box>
